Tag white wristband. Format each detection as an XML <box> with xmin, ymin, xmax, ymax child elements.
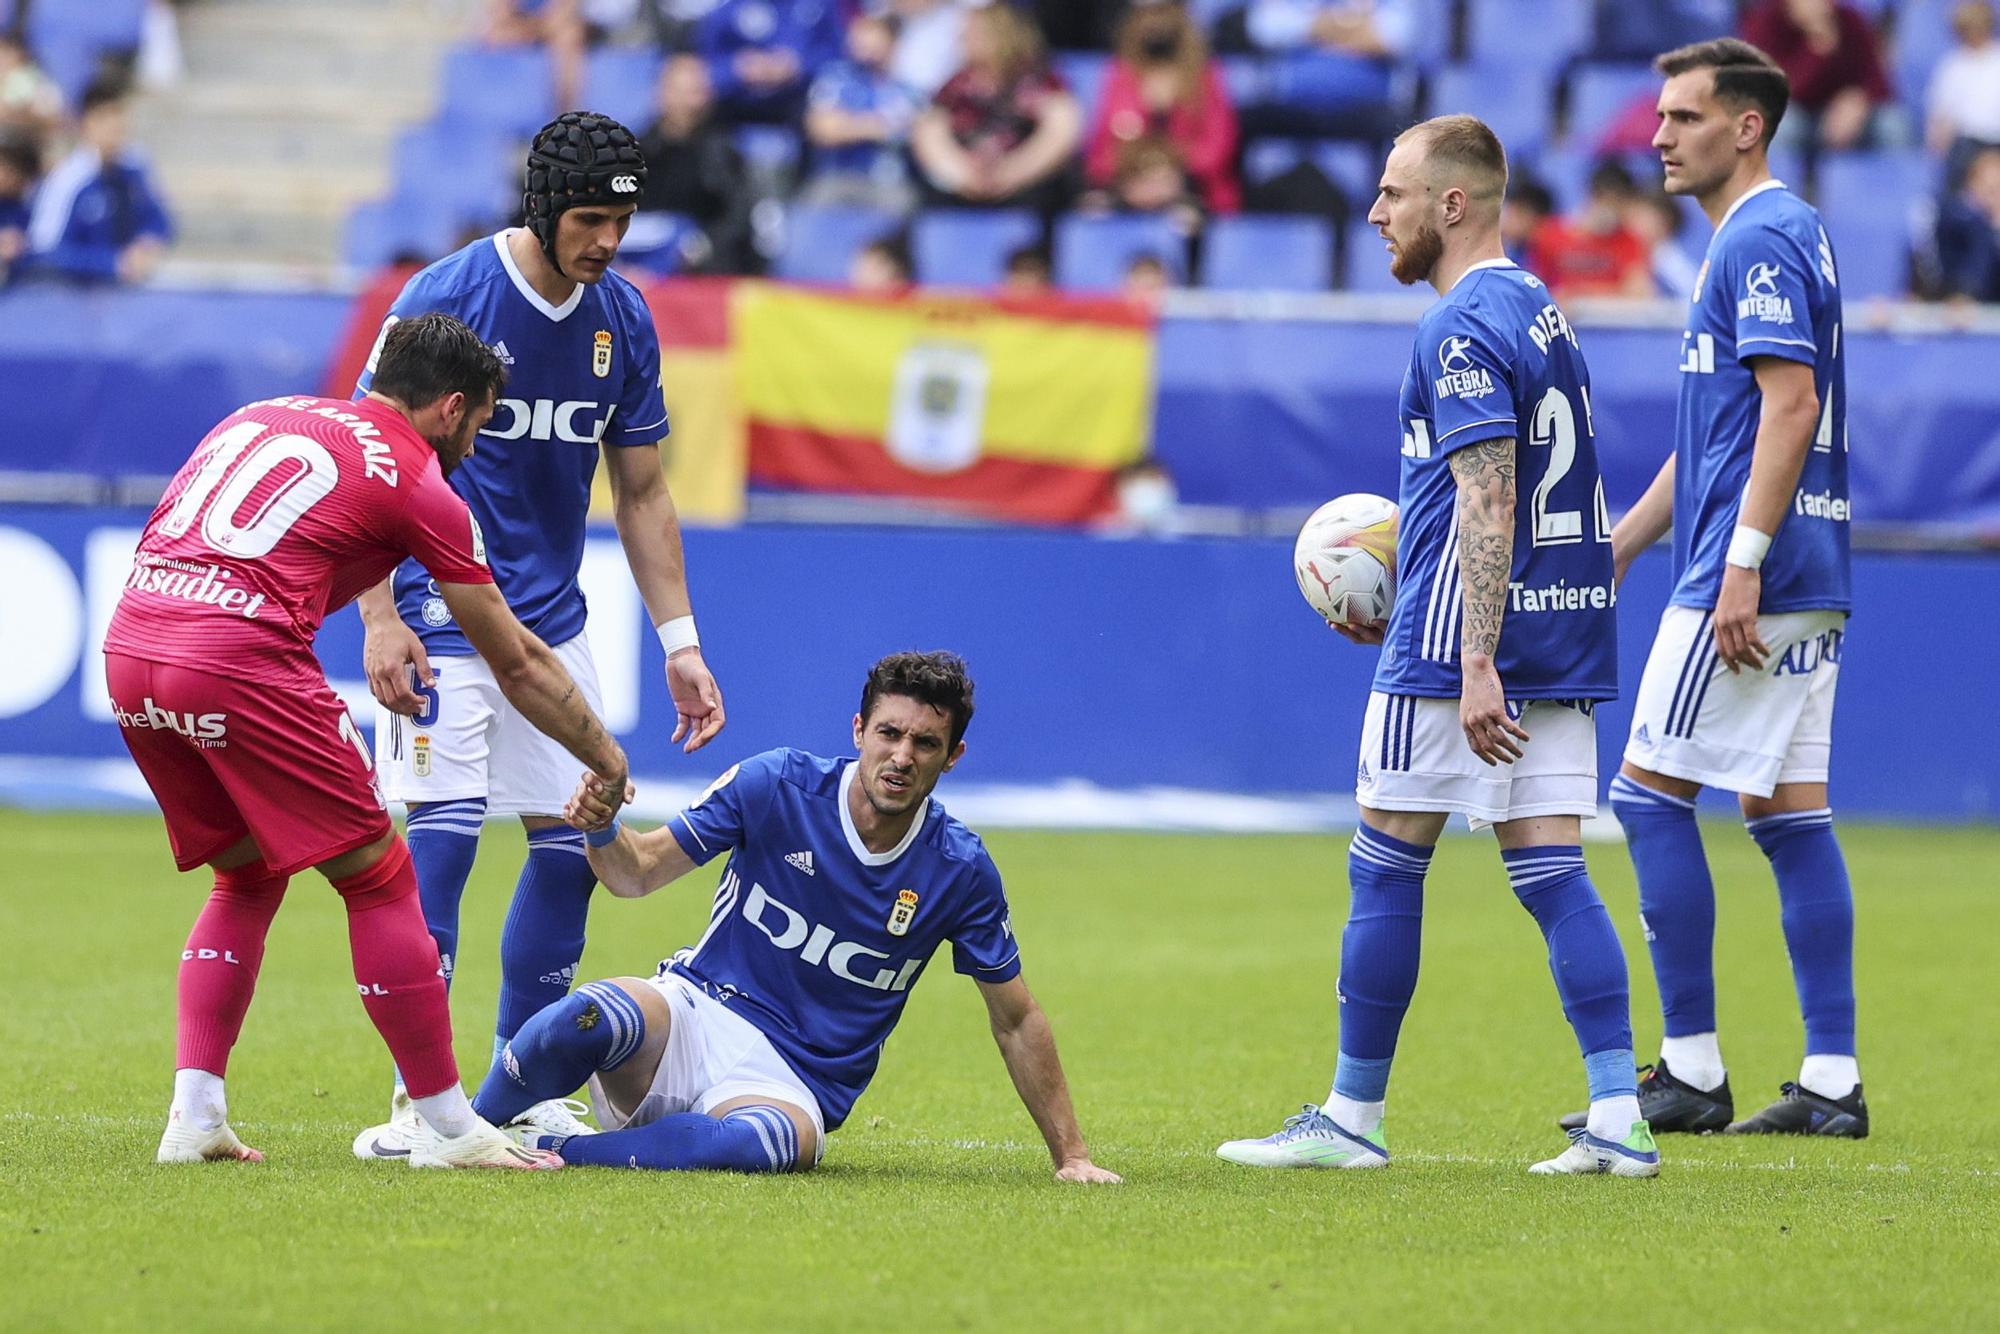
<box><xmin>1725</xmin><ymin>525</ymin><xmax>1772</xmax><ymax>570</ymax></box>
<box><xmin>656</xmin><ymin>615</ymin><xmax>700</xmax><ymax>657</ymax></box>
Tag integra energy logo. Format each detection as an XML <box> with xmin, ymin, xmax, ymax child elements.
<box><xmin>113</xmin><ymin>696</ymin><xmax>228</xmax><ymax>747</ymax></box>
<box><xmin>1434</xmin><ymin>335</ymin><xmax>1495</xmax><ymax>399</ymax></box>
<box><xmin>1739</xmin><ymin>261</ymin><xmax>1794</xmax><ymax>324</ymax></box>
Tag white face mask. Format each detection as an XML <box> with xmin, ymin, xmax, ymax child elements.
<box><xmin>1118</xmin><ymin>473</ymin><xmax>1178</xmax><ymax>529</ymax></box>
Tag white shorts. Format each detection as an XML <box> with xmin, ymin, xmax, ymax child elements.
<box><xmin>1355</xmin><ymin>690</ymin><xmax>1600</xmax><ymax>829</ymax></box>
<box><xmin>375</xmin><ymin>632</ymin><xmax>604</xmax><ymax>817</ymax></box>
<box><xmin>587</xmin><ymin>970</ymin><xmax>826</xmax><ymax>1160</ymax></box>
<box><xmin>1624</xmin><ymin>605</ymin><xmax>1844</xmax><ymax>797</ymax></box>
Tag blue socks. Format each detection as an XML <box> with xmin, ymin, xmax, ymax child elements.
<box><xmin>1328</xmin><ymin>826</ymin><xmax>1430</xmax><ymax>1129</ymax></box>
<box><xmin>404</xmin><ymin>798</ymin><xmax>486</xmax><ymax>988</ymax></box>
<box><xmin>1747</xmin><ymin>808</ymin><xmax>1856</xmax><ymax>1058</ymax></box>
<box><xmin>494</xmin><ymin>826</ymin><xmax>598</xmax><ymax>1050</ymax></box>
<box><xmin>554</xmin><ymin>1106</ymin><xmax>802</xmax><ymax>1173</ymax></box>
<box><xmin>1502</xmin><ymin>845</ymin><xmax>1635</xmax><ymax>1062</ymax></box>
<box><xmin>472</xmin><ymin>980</ymin><xmax>646</xmax><ymax>1127</ymax></box>
<box><xmin>1610</xmin><ymin>774</ymin><xmax>1718</xmax><ymax>1039</ymax></box>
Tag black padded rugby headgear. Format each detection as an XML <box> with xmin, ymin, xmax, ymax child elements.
<box><xmin>523</xmin><ymin>111</ymin><xmax>647</xmax><ymax>278</ymax></box>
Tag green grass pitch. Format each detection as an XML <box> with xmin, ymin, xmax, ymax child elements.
<box><xmin>2</xmin><ymin>810</ymin><xmax>1996</xmax><ymax>1330</ymax></box>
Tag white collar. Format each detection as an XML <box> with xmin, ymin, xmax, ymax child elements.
<box><xmin>1713</xmin><ymin>178</ymin><xmax>1787</xmax><ymax>238</ymax></box>
<box><xmin>838</xmin><ymin>762</ymin><xmax>930</xmax><ymax>867</ymax></box>
<box><xmin>1447</xmin><ymin>256</ymin><xmax>1516</xmax><ymax>292</ymax></box>
<box><xmin>492</xmin><ymin>230</ymin><xmax>584</xmax><ymax>322</ymax></box>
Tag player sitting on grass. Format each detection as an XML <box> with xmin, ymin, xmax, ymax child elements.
<box><xmin>469</xmin><ymin>652</ymin><xmax>1122</xmax><ymax>1180</ymax></box>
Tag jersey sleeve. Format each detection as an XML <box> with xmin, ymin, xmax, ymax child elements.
<box><xmin>1730</xmin><ymin>228</ymin><xmax>1819</xmax><ymax>366</ymax></box>
<box><xmin>400</xmin><ymin>466</ymin><xmax>494</xmax><ymax>585</ymax></box>
<box><xmin>666</xmin><ymin>749</ymin><xmax>784</xmax><ymax>865</ymax></box>
<box><xmin>1426</xmin><ymin>308</ymin><xmax>1519</xmax><ymax>454</ymax></box>
<box><xmin>604</xmin><ymin>289</ymin><xmax>670</xmax><ymax>447</ymax></box>
<box><xmin>950</xmin><ymin>856</ymin><xmax>1022</xmax><ymax>983</ymax></box>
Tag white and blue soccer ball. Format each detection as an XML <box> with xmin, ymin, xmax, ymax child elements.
<box><xmin>1292</xmin><ymin>493</ymin><xmax>1400</xmax><ymax>629</ymax></box>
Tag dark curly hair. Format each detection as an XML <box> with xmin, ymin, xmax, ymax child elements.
<box><xmin>860</xmin><ymin>651</ymin><xmax>976</xmax><ymax>748</ymax></box>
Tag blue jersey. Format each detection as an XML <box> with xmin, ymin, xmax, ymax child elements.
<box><xmin>354</xmin><ymin>232</ymin><xmax>668</xmax><ymax>655</ymax></box>
<box><xmin>664</xmin><ymin>749</ymin><xmax>1022</xmax><ymax>1130</ymax></box>
<box><xmin>1375</xmin><ymin>259</ymin><xmax>1618</xmax><ymax>701</ymax></box>
<box><xmin>1672</xmin><ymin>181</ymin><xmax>1849</xmax><ymax>613</ymax></box>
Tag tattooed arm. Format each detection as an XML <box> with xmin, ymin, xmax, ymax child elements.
<box><xmin>1448</xmin><ymin>437</ymin><xmax>1530</xmax><ymax>766</ymax></box>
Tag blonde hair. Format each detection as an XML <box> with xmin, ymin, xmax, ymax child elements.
<box><xmin>968</xmin><ymin>4</ymin><xmax>1048</xmax><ymax>86</ymax></box>
<box><xmin>1398</xmin><ymin>114</ymin><xmax>1508</xmax><ymax>208</ymax></box>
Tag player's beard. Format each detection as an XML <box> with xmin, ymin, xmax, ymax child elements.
<box><xmin>1391</xmin><ymin>221</ymin><xmax>1444</xmax><ymax>286</ymax></box>
<box><xmin>428</xmin><ymin>416</ymin><xmax>479</xmax><ymax>476</ymax></box>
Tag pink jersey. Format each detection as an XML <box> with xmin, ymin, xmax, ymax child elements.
<box><xmin>105</xmin><ymin>395</ymin><xmax>493</xmax><ymax>689</ymax></box>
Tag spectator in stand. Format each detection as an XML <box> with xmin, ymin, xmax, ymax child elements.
<box><xmin>911</xmin><ymin>5</ymin><xmax>1082</xmax><ymax>212</ymax></box>
<box><xmin>1741</xmin><ymin>0</ymin><xmax>1905</xmax><ymax>153</ymax></box>
<box><xmin>880</xmin><ymin>0</ymin><xmax>972</xmax><ymax>99</ymax></box>
<box><xmin>635</xmin><ymin>52</ymin><xmax>757</xmax><ymax>272</ymax></box>
<box><xmin>1001</xmin><ymin>242</ymin><xmax>1053</xmax><ymax>296</ymax></box>
<box><xmin>801</xmin><ymin>11</ymin><xmax>922</xmax><ymax>213</ymax></box>
<box><xmin>1526</xmin><ymin>159</ymin><xmax>1653</xmax><ymax>301</ymax></box>
<box><xmin>1926</xmin><ymin>3</ymin><xmax>2000</xmax><ymax>185</ymax></box>
<box><xmin>0</xmin><ymin>32</ymin><xmax>64</xmax><ymax>147</ymax></box>
<box><xmin>1087</xmin><ymin>136</ymin><xmax>1204</xmax><ymax>244</ymax></box>
<box><xmin>487</xmin><ymin>0</ymin><xmax>589</xmax><ymax>111</ymax></box>
<box><xmin>849</xmin><ymin>234</ymin><xmax>914</xmax><ymax>291</ymax></box>
<box><xmin>0</xmin><ymin>131</ymin><xmax>36</xmax><ymax>285</ymax></box>
<box><xmin>24</xmin><ymin>79</ymin><xmax>172</xmax><ymax>286</ymax></box>
<box><xmin>1928</xmin><ymin>143</ymin><xmax>2000</xmax><ymax>303</ymax></box>
<box><xmin>1122</xmin><ymin>250</ymin><xmax>1172</xmax><ymax>305</ymax></box>
<box><xmin>1227</xmin><ymin>0</ymin><xmax>1413</xmax><ymax>138</ymax></box>
<box><xmin>1085</xmin><ymin>3</ymin><xmax>1240</xmax><ymax>215</ymax></box>
<box><xmin>696</xmin><ymin>0</ymin><xmax>843</xmax><ymax>124</ymax></box>
<box><xmin>1501</xmin><ymin>174</ymin><xmax>1555</xmax><ymax>268</ymax></box>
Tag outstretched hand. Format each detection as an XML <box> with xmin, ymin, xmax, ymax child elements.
<box><xmin>667</xmin><ymin>649</ymin><xmax>726</xmax><ymax>753</ymax></box>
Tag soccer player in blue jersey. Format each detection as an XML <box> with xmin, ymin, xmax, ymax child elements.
<box><xmin>1217</xmin><ymin>115</ymin><xmax>1659</xmax><ymax>1177</ymax></box>
<box><xmin>350</xmin><ymin>113</ymin><xmax>727</xmax><ymax>1157</ymax></box>
<box><xmin>1570</xmin><ymin>40</ymin><xmax>1866</xmax><ymax>1139</ymax></box>
<box><xmin>470</xmin><ymin>652</ymin><xmax>1122</xmax><ymax>1181</ymax></box>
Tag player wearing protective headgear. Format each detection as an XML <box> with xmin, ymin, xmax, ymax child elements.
<box><xmin>349</xmin><ymin>111</ymin><xmax>726</xmax><ymax>1159</ymax></box>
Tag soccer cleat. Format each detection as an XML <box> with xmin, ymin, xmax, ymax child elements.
<box><xmin>351</xmin><ymin>1088</ymin><xmax>423</xmax><ymax>1162</ymax></box>
<box><xmin>501</xmin><ymin>1097</ymin><xmax>597</xmax><ymax>1151</ymax></box>
<box><xmin>1557</xmin><ymin>1061</ymin><xmax>1733</xmax><ymax>1134</ymax></box>
<box><xmin>406</xmin><ymin>1119</ymin><xmax>564</xmax><ymax>1170</ymax></box>
<box><xmin>157</xmin><ymin>1110</ymin><xmax>264</xmax><ymax>1164</ymax></box>
<box><xmin>1215</xmin><ymin>1105</ymin><xmax>1389</xmax><ymax>1169</ymax></box>
<box><xmin>1529</xmin><ymin>1121</ymin><xmax>1661</xmax><ymax>1177</ymax></box>
<box><xmin>1725</xmin><ymin>1081</ymin><xmax>1868</xmax><ymax>1138</ymax></box>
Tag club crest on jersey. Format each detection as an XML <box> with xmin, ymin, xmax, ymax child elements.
<box><xmin>887</xmin><ymin>889</ymin><xmax>919</xmax><ymax>937</ymax></box>
<box><xmin>1434</xmin><ymin>335</ymin><xmax>1494</xmax><ymax>400</ymax></box>
<box><xmin>592</xmin><ymin>329</ymin><xmax>613</xmax><ymax>379</ymax></box>
<box><xmin>413</xmin><ymin>734</ymin><xmax>431</xmax><ymax>778</ymax></box>
<box><xmin>1739</xmin><ymin>261</ymin><xmax>1793</xmax><ymax>324</ymax></box>
<box><xmin>421</xmin><ymin>595</ymin><xmax>451</xmax><ymax>627</ymax></box>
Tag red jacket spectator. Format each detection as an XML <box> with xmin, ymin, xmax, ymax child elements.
<box><xmin>1085</xmin><ymin>6</ymin><xmax>1241</xmax><ymax>214</ymax></box>
<box><xmin>1740</xmin><ymin>0</ymin><xmax>1891</xmax><ymax>116</ymax></box>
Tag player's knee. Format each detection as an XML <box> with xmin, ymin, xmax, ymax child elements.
<box><xmin>213</xmin><ymin>857</ymin><xmax>287</xmax><ymax>899</ymax></box>
<box><xmin>318</xmin><ymin>831</ymin><xmax>403</xmax><ymax>889</ymax></box>
<box><xmin>1616</xmin><ymin>761</ymin><xmax>1701</xmax><ymax>802</ymax></box>
<box><xmin>515</xmin><ymin>980</ymin><xmax>649</xmax><ymax>1073</ymax></box>
<box><xmin>715</xmin><ymin>1104</ymin><xmax>807</xmax><ymax>1173</ymax></box>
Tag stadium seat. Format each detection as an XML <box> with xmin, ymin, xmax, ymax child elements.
<box><xmin>26</xmin><ymin>0</ymin><xmax>144</xmax><ymax>49</ymax></box>
<box><xmin>734</xmin><ymin>125</ymin><xmax>802</xmax><ymax>178</ymax></box>
<box><xmin>1819</xmin><ymin>153</ymin><xmax>1935</xmax><ymax>300</ymax></box>
<box><xmin>617</xmin><ymin>212</ymin><xmax>699</xmax><ymax>275</ymax></box>
<box><xmin>1566</xmin><ymin>64</ymin><xmax>1659</xmax><ymax>147</ymax></box>
<box><xmin>1820</xmin><ymin>152</ymin><xmax>1937</xmax><ymax>222</ymax></box>
<box><xmin>1342</xmin><ymin>221</ymin><xmax>1408</xmax><ymax>293</ymax></box>
<box><xmin>1429</xmin><ymin>64</ymin><xmax>1556</xmax><ymax>156</ymax></box>
<box><xmin>1244</xmin><ymin>139</ymin><xmax>1377</xmax><ymax>205</ymax></box>
<box><xmin>582</xmin><ymin>48</ymin><xmax>663</xmax><ymax>131</ymax></box>
<box><xmin>1053</xmin><ymin>213</ymin><xmax>1187</xmax><ymax>292</ymax></box>
<box><xmin>1055</xmin><ymin>53</ymin><xmax>1108</xmax><ymax>125</ymax></box>
<box><xmin>1463</xmin><ymin>0</ymin><xmax>1590</xmax><ymax>74</ymax></box>
<box><xmin>1891</xmin><ymin>0</ymin><xmax>1957</xmax><ymax>116</ymax></box>
<box><xmin>1217</xmin><ymin>56</ymin><xmax>1266</xmax><ymax>110</ymax></box>
<box><xmin>438</xmin><ymin>43</ymin><xmax>558</xmax><ymax>140</ymax></box>
<box><xmin>341</xmin><ymin>199</ymin><xmax>457</xmax><ymax>274</ymax></box>
<box><xmin>776</xmin><ymin>204</ymin><xmax>899</xmax><ymax>283</ymax></box>
<box><xmin>911</xmin><ymin>210</ymin><xmax>1042</xmax><ymax>288</ymax></box>
<box><xmin>1202</xmin><ymin>215</ymin><xmax>1334</xmax><ymax>292</ymax></box>
<box><xmin>392</xmin><ymin>123</ymin><xmax>517</xmax><ymax>231</ymax></box>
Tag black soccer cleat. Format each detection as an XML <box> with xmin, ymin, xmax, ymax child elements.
<box><xmin>1724</xmin><ymin>1081</ymin><xmax>1869</xmax><ymax>1138</ymax></box>
<box><xmin>1556</xmin><ymin>1061</ymin><xmax>1734</xmax><ymax>1134</ymax></box>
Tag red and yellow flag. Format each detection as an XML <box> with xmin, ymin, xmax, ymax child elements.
<box><xmin>733</xmin><ymin>284</ymin><xmax>1157</xmax><ymax>525</ymax></box>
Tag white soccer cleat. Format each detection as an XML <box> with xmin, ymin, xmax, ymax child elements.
<box><xmin>407</xmin><ymin>1119</ymin><xmax>564</xmax><ymax>1170</ymax></box>
<box><xmin>351</xmin><ymin>1088</ymin><xmax>423</xmax><ymax>1163</ymax></box>
<box><xmin>1216</xmin><ymin>1104</ymin><xmax>1390</xmax><ymax>1169</ymax></box>
<box><xmin>1529</xmin><ymin>1123</ymin><xmax>1661</xmax><ymax>1178</ymax></box>
<box><xmin>501</xmin><ymin>1097</ymin><xmax>596</xmax><ymax>1150</ymax></box>
<box><xmin>157</xmin><ymin>1110</ymin><xmax>264</xmax><ymax>1164</ymax></box>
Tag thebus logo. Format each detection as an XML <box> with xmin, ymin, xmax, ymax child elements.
<box><xmin>113</xmin><ymin>697</ymin><xmax>228</xmax><ymax>746</ymax></box>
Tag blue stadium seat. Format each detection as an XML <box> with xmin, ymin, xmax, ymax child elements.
<box><xmin>776</xmin><ymin>205</ymin><xmax>899</xmax><ymax>283</ymax></box>
<box><xmin>618</xmin><ymin>212</ymin><xmax>699</xmax><ymax>275</ymax></box>
<box><xmin>734</xmin><ymin>125</ymin><xmax>802</xmax><ymax>178</ymax></box>
<box><xmin>1342</xmin><ymin>221</ymin><xmax>1408</xmax><ymax>293</ymax></box>
<box><xmin>911</xmin><ymin>210</ymin><xmax>1042</xmax><ymax>288</ymax></box>
<box><xmin>1892</xmin><ymin>0</ymin><xmax>1957</xmax><ymax>115</ymax></box>
<box><xmin>439</xmin><ymin>44</ymin><xmax>557</xmax><ymax>140</ymax></box>
<box><xmin>1403</xmin><ymin>0</ymin><xmax>1457</xmax><ymax>69</ymax></box>
<box><xmin>1819</xmin><ymin>152</ymin><xmax>1937</xmax><ymax>220</ymax></box>
<box><xmin>582</xmin><ymin>48</ymin><xmax>662</xmax><ymax>131</ymax></box>
<box><xmin>1055</xmin><ymin>53</ymin><xmax>1109</xmax><ymax>125</ymax></box>
<box><xmin>1818</xmin><ymin>153</ymin><xmax>1935</xmax><ymax>300</ymax></box>
<box><xmin>1243</xmin><ymin>139</ymin><xmax>1378</xmax><ymax>205</ymax></box>
<box><xmin>1203</xmin><ymin>215</ymin><xmax>1334</xmax><ymax>292</ymax></box>
<box><xmin>1823</xmin><ymin>205</ymin><xmax>1915</xmax><ymax>301</ymax></box>
<box><xmin>1430</xmin><ymin>64</ymin><xmax>1556</xmax><ymax>155</ymax></box>
<box><xmin>1053</xmin><ymin>213</ymin><xmax>1187</xmax><ymax>292</ymax></box>
<box><xmin>26</xmin><ymin>0</ymin><xmax>144</xmax><ymax>49</ymax></box>
<box><xmin>1463</xmin><ymin>0</ymin><xmax>1590</xmax><ymax>74</ymax></box>
<box><xmin>1566</xmin><ymin>63</ymin><xmax>1659</xmax><ymax>147</ymax></box>
<box><xmin>342</xmin><ymin>199</ymin><xmax>456</xmax><ymax>274</ymax></box>
<box><xmin>1218</xmin><ymin>56</ymin><xmax>1266</xmax><ymax>110</ymax></box>
<box><xmin>392</xmin><ymin>123</ymin><xmax>517</xmax><ymax>231</ymax></box>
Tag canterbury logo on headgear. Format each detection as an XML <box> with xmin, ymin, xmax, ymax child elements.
<box><xmin>610</xmin><ymin>174</ymin><xmax>638</xmax><ymax>194</ymax></box>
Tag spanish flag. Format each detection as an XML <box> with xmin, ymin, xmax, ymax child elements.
<box><xmin>734</xmin><ymin>284</ymin><xmax>1157</xmax><ymax>525</ymax></box>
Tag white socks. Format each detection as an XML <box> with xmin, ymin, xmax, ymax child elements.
<box><xmin>170</xmin><ymin>1067</ymin><xmax>227</xmax><ymax>1131</ymax></box>
<box><xmin>411</xmin><ymin>1085</ymin><xmax>479</xmax><ymax>1138</ymax></box>
<box><xmin>1659</xmin><ymin>1033</ymin><xmax>1726</xmax><ymax>1092</ymax></box>
<box><xmin>1799</xmin><ymin>1054</ymin><xmax>1860</xmax><ymax>1100</ymax></box>
<box><xmin>1587</xmin><ymin>1095</ymin><xmax>1643</xmax><ymax>1142</ymax></box>
<box><xmin>1325</xmin><ymin>1092</ymin><xmax>1385</xmax><ymax>1136</ymax></box>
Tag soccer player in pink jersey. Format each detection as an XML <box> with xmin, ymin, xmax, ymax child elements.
<box><xmin>104</xmin><ymin>313</ymin><xmax>631</xmax><ymax>1170</ymax></box>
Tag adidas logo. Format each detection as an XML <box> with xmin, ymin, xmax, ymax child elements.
<box><xmin>785</xmin><ymin>850</ymin><xmax>815</xmax><ymax>876</ymax></box>
<box><xmin>1634</xmin><ymin>724</ymin><xmax>1653</xmax><ymax>747</ymax></box>
<box><xmin>491</xmin><ymin>340</ymin><xmax>515</xmax><ymax>366</ymax></box>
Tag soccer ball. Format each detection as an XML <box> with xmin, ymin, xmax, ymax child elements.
<box><xmin>1293</xmin><ymin>493</ymin><xmax>1399</xmax><ymax>629</ymax></box>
